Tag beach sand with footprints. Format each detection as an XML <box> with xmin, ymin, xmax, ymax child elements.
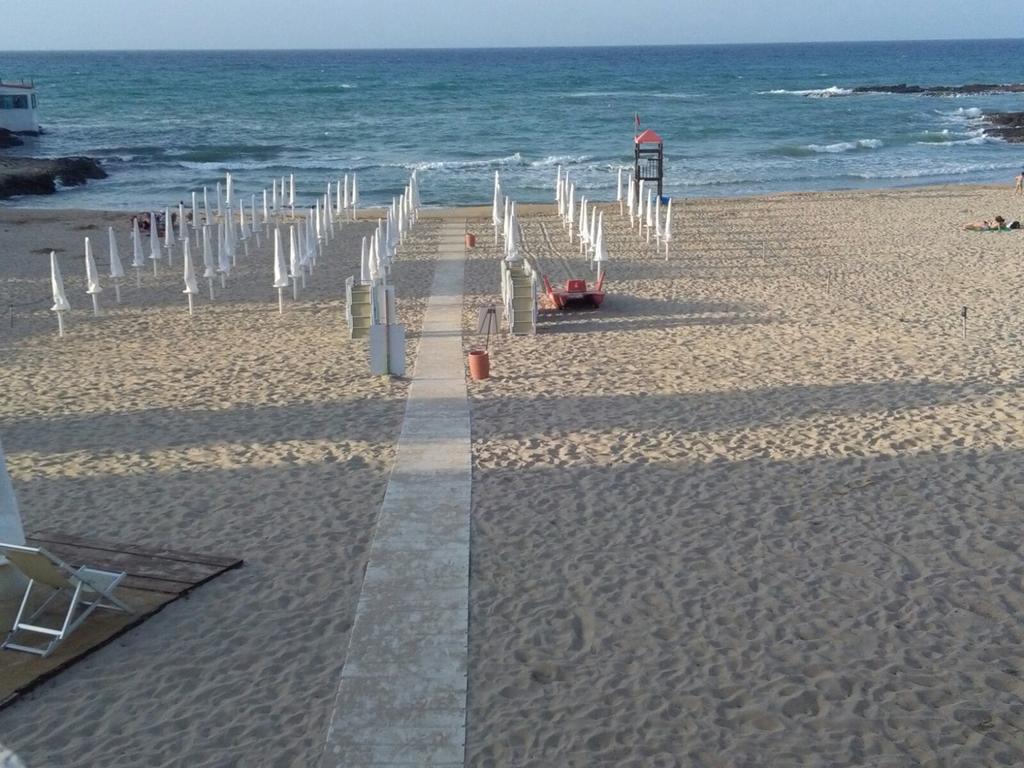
<box><xmin>1</xmin><ymin>183</ymin><xmax>1024</xmax><ymax>765</ymax></box>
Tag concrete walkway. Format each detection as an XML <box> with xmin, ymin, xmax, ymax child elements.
<box><xmin>321</xmin><ymin>221</ymin><xmax>470</xmax><ymax>767</ymax></box>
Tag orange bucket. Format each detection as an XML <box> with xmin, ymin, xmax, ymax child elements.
<box><xmin>467</xmin><ymin>349</ymin><xmax>489</xmax><ymax>380</ymax></box>
<box><xmin>465</xmin><ymin>233</ymin><xmax>476</xmax><ymax>248</ymax></box>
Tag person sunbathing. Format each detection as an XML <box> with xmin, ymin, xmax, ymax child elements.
<box><xmin>963</xmin><ymin>215</ymin><xmax>1007</xmax><ymax>231</ymax></box>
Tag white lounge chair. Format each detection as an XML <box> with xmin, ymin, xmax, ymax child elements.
<box><xmin>1</xmin><ymin>543</ymin><xmax>131</xmax><ymax>657</ymax></box>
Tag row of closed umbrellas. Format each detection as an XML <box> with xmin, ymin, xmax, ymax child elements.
<box><xmin>45</xmin><ymin>170</ymin><xmax>423</xmax><ymax>336</ymax></box>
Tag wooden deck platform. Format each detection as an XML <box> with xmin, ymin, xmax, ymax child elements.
<box><xmin>26</xmin><ymin>529</ymin><xmax>242</xmax><ymax>596</ymax></box>
<box><xmin>0</xmin><ymin>531</ymin><xmax>243</xmax><ymax>709</ymax></box>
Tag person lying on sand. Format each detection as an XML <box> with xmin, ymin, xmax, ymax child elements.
<box><xmin>963</xmin><ymin>215</ymin><xmax>1010</xmax><ymax>231</ymax></box>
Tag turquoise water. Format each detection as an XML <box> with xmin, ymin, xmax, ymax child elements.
<box><xmin>2</xmin><ymin>40</ymin><xmax>1023</xmax><ymax>208</ymax></box>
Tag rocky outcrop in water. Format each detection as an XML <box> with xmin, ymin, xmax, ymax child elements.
<box><xmin>982</xmin><ymin>112</ymin><xmax>1024</xmax><ymax>143</ymax></box>
<box><xmin>0</xmin><ymin>156</ymin><xmax>106</xmax><ymax>198</ymax></box>
<box><xmin>852</xmin><ymin>83</ymin><xmax>1024</xmax><ymax>96</ymax></box>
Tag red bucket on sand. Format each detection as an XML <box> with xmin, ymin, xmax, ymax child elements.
<box><xmin>467</xmin><ymin>349</ymin><xmax>489</xmax><ymax>380</ymax></box>
<box><xmin>465</xmin><ymin>233</ymin><xmax>476</xmax><ymax>248</ymax></box>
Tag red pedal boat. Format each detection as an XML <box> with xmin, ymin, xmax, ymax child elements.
<box><xmin>543</xmin><ymin>274</ymin><xmax>605</xmax><ymax>309</ymax></box>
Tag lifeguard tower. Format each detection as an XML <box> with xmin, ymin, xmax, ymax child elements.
<box><xmin>634</xmin><ymin>128</ymin><xmax>664</xmax><ymax>200</ymax></box>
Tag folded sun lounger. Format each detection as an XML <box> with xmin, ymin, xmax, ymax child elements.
<box><xmin>1</xmin><ymin>543</ymin><xmax>131</xmax><ymax>657</ymax></box>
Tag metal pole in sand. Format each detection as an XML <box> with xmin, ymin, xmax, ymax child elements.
<box><xmin>208</xmin><ymin>276</ymin><xmax>215</xmax><ymax>302</ymax></box>
<box><xmin>136</xmin><ymin>267</ymin><xmax>142</xmax><ymax>287</ymax></box>
<box><xmin>961</xmin><ymin>306</ymin><xmax>968</xmax><ymax>341</ymax></box>
<box><xmin>187</xmin><ymin>293</ymin><xmax>194</xmax><ymax>316</ymax></box>
<box><xmin>114</xmin><ymin>280</ymin><xmax>121</xmax><ymax>304</ymax></box>
<box><xmin>56</xmin><ymin>311</ymin><xmax>65</xmax><ymax>337</ymax></box>
<box><xmin>91</xmin><ymin>293</ymin><xmax>100</xmax><ymax>317</ymax></box>
<box><xmin>278</xmin><ymin>287</ymin><xmax>284</xmax><ymax>314</ymax></box>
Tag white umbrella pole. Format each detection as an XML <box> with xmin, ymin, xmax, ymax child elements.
<box><xmin>187</xmin><ymin>293</ymin><xmax>194</xmax><ymax>316</ymax></box>
<box><xmin>91</xmin><ymin>293</ymin><xmax>100</xmax><ymax>317</ymax></box>
<box><xmin>56</xmin><ymin>311</ymin><xmax>65</xmax><ymax>337</ymax></box>
<box><xmin>208</xmin><ymin>277</ymin><xmax>215</xmax><ymax>301</ymax></box>
<box><xmin>153</xmin><ymin>260</ymin><xmax>159</xmax><ymax>276</ymax></box>
<box><xmin>292</xmin><ymin>280</ymin><xmax>298</xmax><ymax>300</ymax></box>
<box><xmin>278</xmin><ymin>288</ymin><xmax>284</xmax><ymax>314</ymax></box>
<box><xmin>220</xmin><ymin>273</ymin><xmax>226</xmax><ymax>289</ymax></box>
<box><xmin>114</xmin><ymin>280</ymin><xmax>121</xmax><ymax>304</ymax></box>
<box><xmin>136</xmin><ymin>267</ymin><xmax>142</xmax><ymax>287</ymax></box>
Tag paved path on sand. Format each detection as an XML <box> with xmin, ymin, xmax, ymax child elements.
<box><xmin>321</xmin><ymin>220</ymin><xmax>471</xmax><ymax>767</ymax></box>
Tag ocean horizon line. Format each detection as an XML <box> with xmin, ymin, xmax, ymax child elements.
<box><xmin>3</xmin><ymin>36</ymin><xmax>1024</xmax><ymax>55</ymax></box>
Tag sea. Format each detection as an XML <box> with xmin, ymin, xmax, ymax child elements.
<box><xmin>1</xmin><ymin>40</ymin><xmax>1023</xmax><ymax>209</ymax></box>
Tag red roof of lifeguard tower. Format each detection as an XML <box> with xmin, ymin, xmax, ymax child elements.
<box><xmin>634</xmin><ymin>129</ymin><xmax>663</xmax><ymax>144</ymax></box>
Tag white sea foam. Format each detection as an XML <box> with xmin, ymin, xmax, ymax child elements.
<box><xmin>566</xmin><ymin>91</ymin><xmax>693</xmax><ymax>99</ymax></box>
<box><xmin>760</xmin><ymin>86</ymin><xmax>853</xmax><ymax>98</ymax></box>
<box><xmin>806</xmin><ymin>138</ymin><xmax>883</xmax><ymax>153</ymax></box>
<box><xmin>919</xmin><ymin>129</ymin><xmax>1002</xmax><ymax>147</ymax></box>
<box><xmin>530</xmin><ymin>155</ymin><xmax>590</xmax><ymax>167</ymax></box>
<box><xmin>407</xmin><ymin>153</ymin><xmax>525</xmax><ymax>171</ymax></box>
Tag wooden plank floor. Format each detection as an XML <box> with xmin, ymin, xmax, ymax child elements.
<box><xmin>0</xmin><ymin>530</ymin><xmax>243</xmax><ymax>709</ymax></box>
<box><xmin>26</xmin><ymin>529</ymin><xmax>242</xmax><ymax>595</ymax></box>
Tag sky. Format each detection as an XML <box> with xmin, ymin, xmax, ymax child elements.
<box><xmin>2</xmin><ymin>0</ymin><xmax>1023</xmax><ymax>50</ymax></box>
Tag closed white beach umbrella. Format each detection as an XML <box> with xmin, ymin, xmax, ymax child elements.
<box><xmin>107</xmin><ymin>226</ymin><xmax>125</xmax><ymax>303</ymax></box>
<box><xmin>343</xmin><ymin>174</ymin><xmax>350</xmax><ymax>215</ymax></box>
<box><xmin>50</xmin><ymin>251</ymin><xmax>70</xmax><ymax>336</ymax></box>
<box><xmin>505</xmin><ymin>209</ymin><xmax>521</xmax><ymax>262</ymax></box>
<box><xmin>654</xmin><ymin>195</ymin><xmax>662</xmax><ymax>242</ymax></box>
<box><xmin>368</xmin><ymin>233</ymin><xmax>380</xmax><ymax>282</ymax></box>
<box><xmin>251</xmin><ymin>194</ymin><xmax>261</xmax><ymax>247</ymax></box>
<box><xmin>271</xmin><ymin>179</ymin><xmax>278</xmax><ymax>213</ymax></box>
<box><xmin>202</xmin><ymin>225</ymin><xmax>216</xmax><ymax>301</ymax></box>
<box><xmin>225</xmin><ymin>172</ymin><xmax>233</xmax><ymax>207</ymax></box>
<box><xmin>594</xmin><ymin>211</ymin><xmax>607</xmax><ymax>266</ymax></box>
<box><xmin>492</xmin><ymin>175</ymin><xmax>503</xmax><ymax>242</ymax></box>
<box><xmin>191</xmin><ymin>192</ymin><xmax>199</xmax><ymax>236</ymax></box>
<box><xmin>663</xmin><ymin>197</ymin><xmax>672</xmax><ymax>258</ymax></box>
<box><xmin>149</xmin><ymin>212</ymin><xmax>161</xmax><ymax>274</ymax></box>
<box><xmin>351</xmin><ymin>174</ymin><xmax>359</xmax><ymax>219</ymax></box>
<box><xmin>360</xmin><ymin>235</ymin><xmax>370</xmax><ymax>284</ymax></box>
<box><xmin>579</xmin><ymin>197</ymin><xmax>588</xmax><ymax>247</ymax></box>
<box><xmin>131</xmin><ymin>217</ymin><xmax>145</xmax><ymax>286</ymax></box>
<box><xmin>637</xmin><ymin>180</ymin><xmax>645</xmax><ymax>234</ymax></box>
<box><xmin>567</xmin><ymin>183</ymin><xmax>575</xmax><ymax>240</ymax></box>
<box><xmin>216</xmin><ymin>182</ymin><xmax>223</xmax><ymax>217</ymax></box>
<box><xmin>288</xmin><ymin>225</ymin><xmax>300</xmax><ymax>300</ymax></box>
<box><xmin>203</xmin><ymin>186</ymin><xmax>210</xmax><ymax>223</ymax></box>
<box><xmin>182</xmin><ymin>239</ymin><xmax>198</xmax><ymax>314</ymax></box>
<box><xmin>336</xmin><ymin>178</ymin><xmax>343</xmax><ymax>216</ymax></box>
<box><xmin>588</xmin><ymin>201</ymin><xmax>598</xmax><ymax>252</ymax></box>
<box><xmin>178</xmin><ymin>202</ymin><xmax>188</xmax><ymax>243</ymax></box>
<box><xmin>273</xmin><ymin>228</ymin><xmax>289</xmax><ymax>313</ymax></box>
<box><xmin>262</xmin><ymin>189</ymin><xmax>270</xmax><ymax>225</ymax></box>
<box><xmin>627</xmin><ymin>174</ymin><xmax>636</xmax><ymax>222</ymax></box>
<box><xmin>645</xmin><ymin>189</ymin><xmax>654</xmax><ymax>242</ymax></box>
<box><xmin>164</xmin><ymin>206</ymin><xmax>176</xmax><ymax>265</ymax></box>
<box><xmin>616</xmin><ymin>167</ymin><xmax>623</xmax><ymax>209</ymax></box>
<box><xmin>84</xmin><ymin>237</ymin><xmax>102</xmax><ymax>317</ymax></box>
<box><xmin>0</xmin><ymin>435</ymin><xmax>27</xmax><ymax>572</ymax></box>
<box><xmin>217</xmin><ymin>220</ymin><xmax>231</xmax><ymax>286</ymax></box>
<box><xmin>555</xmin><ymin>165</ymin><xmax>562</xmax><ymax>205</ymax></box>
<box><xmin>289</xmin><ymin>173</ymin><xmax>296</xmax><ymax>207</ymax></box>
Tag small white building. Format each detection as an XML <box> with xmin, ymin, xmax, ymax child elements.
<box><xmin>0</xmin><ymin>80</ymin><xmax>41</xmax><ymax>135</ymax></box>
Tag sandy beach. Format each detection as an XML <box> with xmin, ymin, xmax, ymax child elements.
<box><xmin>1</xmin><ymin>183</ymin><xmax>1023</xmax><ymax>766</ymax></box>
<box><xmin>461</xmin><ymin>185</ymin><xmax>1024</xmax><ymax>766</ymax></box>
<box><xmin>0</xmin><ymin>207</ymin><xmax>440</xmax><ymax>766</ymax></box>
